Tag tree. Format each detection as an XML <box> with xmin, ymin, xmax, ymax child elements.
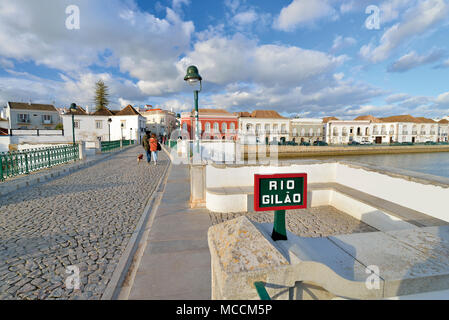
<box><xmin>94</xmin><ymin>79</ymin><xmax>110</xmax><ymax>111</ymax></box>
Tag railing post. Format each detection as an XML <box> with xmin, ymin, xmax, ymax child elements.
<box><xmin>0</xmin><ymin>155</ymin><xmax>3</xmax><ymax>181</ymax></box>
<box><xmin>47</xmin><ymin>149</ymin><xmax>51</xmax><ymax>168</ymax></box>
<box><xmin>25</xmin><ymin>153</ymin><xmax>29</xmax><ymax>174</ymax></box>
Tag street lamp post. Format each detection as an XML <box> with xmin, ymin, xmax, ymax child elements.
<box><xmin>108</xmin><ymin>118</ymin><xmax>112</xmax><ymax>142</ymax></box>
<box><xmin>70</xmin><ymin>103</ymin><xmax>77</xmax><ymax>145</ymax></box>
<box><xmin>184</xmin><ymin>65</ymin><xmax>202</xmax><ymax>155</ymax></box>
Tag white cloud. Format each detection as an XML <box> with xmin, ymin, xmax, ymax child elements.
<box><xmin>233</xmin><ymin>10</ymin><xmax>258</xmax><ymax>25</ymax></box>
<box><xmin>360</xmin><ymin>0</ymin><xmax>449</xmax><ymax>62</ymax></box>
<box><xmin>385</xmin><ymin>93</ymin><xmax>410</xmax><ymax>103</ymax></box>
<box><xmin>388</xmin><ymin>48</ymin><xmax>446</xmax><ymax>72</ymax></box>
<box><xmin>345</xmin><ymin>104</ymin><xmax>394</xmax><ymax>116</ymax></box>
<box><xmin>436</xmin><ymin>91</ymin><xmax>449</xmax><ymax>105</ymax></box>
<box><xmin>179</xmin><ymin>34</ymin><xmax>348</xmax><ymax>87</ymax></box>
<box><xmin>0</xmin><ymin>0</ymin><xmax>194</xmax><ymax>96</ymax></box>
<box><xmin>273</xmin><ymin>0</ymin><xmax>337</xmax><ymax>31</ymax></box>
<box><xmin>331</xmin><ymin>35</ymin><xmax>356</xmax><ymax>52</ymax></box>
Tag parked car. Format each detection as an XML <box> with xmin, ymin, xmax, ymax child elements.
<box><xmin>401</xmin><ymin>142</ymin><xmax>414</xmax><ymax>145</ymax></box>
<box><xmin>313</xmin><ymin>141</ymin><xmax>328</xmax><ymax>146</ymax></box>
<box><xmin>348</xmin><ymin>141</ymin><xmax>360</xmax><ymax>145</ymax></box>
<box><xmin>360</xmin><ymin>141</ymin><xmax>372</xmax><ymax>145</ymax></box>
<box><xmin>425</xmin><ymin>141</ymin><xmax>437</xmax><ymax>145</ymax></box>
<box><xmin>300</xmin><ymin>141</ymin><xmax>310</xmax><ymax>146</ymax></box>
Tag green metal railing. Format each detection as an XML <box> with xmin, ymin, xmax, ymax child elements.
<box><xmin>122</xmin><ymin>139</ymin><xmax>135</xmax><ymax>147</ymax></box>
<box><xmin>0</xmin><ymin>144</ymin><xmax>79</xmax><ymax>181</ymax></box>
<box><xmin>254</xmin><ymin>282</ymin><xmax>272</xmax><ymax>300</ymax></box>
<box><xmin>101</xmin><ymin>140</ymin><xmax>135</xmax><ymax>152</ymax></box>
<box><xmin>101</xmin><ymin>140</ymin><xmax>121</xmax><ymax>152</ymax></box>
<box><xmin>169</xmin><ymin>140</ymin><xmax>177</xmax><ymax>149</ymax></box>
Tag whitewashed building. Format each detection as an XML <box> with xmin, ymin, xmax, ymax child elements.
<box><xmin>4</xmin><ymin>102</ymin><xmax>62</xmax><ymax>130</ymax></box>
<box><xmin>141</xmin><ymin>108</ymin><xmax>177</xmax><ymax>136</ymax></box>
<box><xmin>324</xmin><ymin>115</ymin><xmax>441</xmax><ymax>144</ymax></box>
<box><xmin>290</xmin><ymin>118</ymin><xmax>324</xmax><ymax>144</ymax></box>
<box><xmin>236</xmin><ymin>110</ymin><xmax>290</xmax><ymax>144</ymax></box>
<box><xmin>61</xmin><ymin>105</ymin><xmax>146</xmax><ymax>144</ymax></box>
<box><xmin>438</xmin><ymin>119</ymin><xmax>449</xmax><ymax>142</ymax></box>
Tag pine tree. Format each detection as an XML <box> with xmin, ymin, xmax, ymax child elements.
<box><xmin>94</xmin><ymin>80</ymin><xmax>110</xmax><ymax>111</ymax></box>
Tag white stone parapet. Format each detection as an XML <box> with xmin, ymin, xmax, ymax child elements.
<box><xmin>208</xmin><ymin>216</ymin><xmax>449</xmax><ymax>300</ymax></box>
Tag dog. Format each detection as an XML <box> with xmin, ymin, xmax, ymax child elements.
<box><xmin>137</xmin><ymin>154</ymin><xmax>144</xmax><ymax>163</ymax></box>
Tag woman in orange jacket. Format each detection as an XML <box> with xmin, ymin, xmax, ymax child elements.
<box><xmin>149</xmin><ymin>133</ymin><xmax>159</xmax><ymax>165</ymax></box>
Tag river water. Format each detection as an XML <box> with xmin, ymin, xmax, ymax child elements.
<box><xmin>288</xmin><ymin>152</ymin><xmax>449</xmax><ymax>179</ymax></box>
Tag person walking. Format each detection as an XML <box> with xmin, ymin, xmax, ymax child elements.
<box><xmin>150</xmin><ymin>133</ymin><xmax>159</xmax><ymax>165</ymax></box>
<box><xmin>143</xmin><ymin>131</ymin><xmax>152</xmax><ymax>164</ymax></box>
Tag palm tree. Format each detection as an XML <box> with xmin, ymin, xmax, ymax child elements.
<box><xmin>94</xmin><ymin>80</ymin><xmax>110</xmax><ymax>111</ymax></box>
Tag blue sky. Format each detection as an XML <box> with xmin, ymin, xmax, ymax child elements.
<box><xmin>0</xmin><ymin>0</ymin><xmax>448</xmax><ymax>119</ymax></box>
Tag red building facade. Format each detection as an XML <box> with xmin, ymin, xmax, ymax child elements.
<box><xmin>180</xmin><ymin>109</ymin><xmax>238</xmax><ymax>140</ymax></box>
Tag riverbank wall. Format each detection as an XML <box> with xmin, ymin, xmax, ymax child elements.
<box><xmin>245</xmin><ymin>144</ymin><xmax>449</xmax><ymax>159</ymax></box>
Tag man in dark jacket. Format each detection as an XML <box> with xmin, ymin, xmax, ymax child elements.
<box><xmin>143</xmin><ymin>131</ymin><xmax>152</xmax><ymax>163</ymax></box>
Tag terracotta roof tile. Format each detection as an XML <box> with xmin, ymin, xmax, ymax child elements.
<box><xmin>354</xmin><ymin>115</ymin><xmax>383</xmax><ymax>123</ymax></box>
<box><xmin>92</xmin><ymin>106</ymin><xmax>114</xmax><ymax>116</ymax></box>
<box><xmin>191</xmin><ymin>109</ymin><xmax>233</xmax><ymax>115</ymax></box>
<box><xmin>67</xmin><ymin>106</ymin><xmax>88</xmax><ymax>115</ymax></box>
<box><xmin>414</xmin><ymin>117</ymin><xmax>436</xmax><ymax>123</ymax></box>
<box><xmin>378</xmin><ymin>115</ymin><xmax>419</xmax><ymax>123</ymax></box>
<box><xmin>8</xmin><ymin>102</ymin><xmax>57</xmax><ymax>112</ymax></box>
<box><xmin>322</xmin><ymin>116</ymin><xmax>339</xmax><ymax>123</ymax></box>
<box><xmin>250</xmin><ymin>110</ymin><xmax>286</xmax><ymax>119</ymax></box>
<box><xmin>234</xmin><ymin>111</ymin><xmax>251</xmax><ymax>117</ymax></box>
<box><xmin>116</xmin><ymin>105</ymin><xmax>141</xmax><ymax>116</ymax></box>
<box><xmin>438</xmin><ymin>119</ymin><xmax>449</xmax><ymax>124</ymax></box>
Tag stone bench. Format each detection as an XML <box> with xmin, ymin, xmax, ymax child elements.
<box><xmin>206</xmin><ymin>182</ymin><xmax>447</xmax><ymax>231</ymax></box>
<box><xmin>208</xmin><ymin>216</ymin><xmax>449</xmax><ymax>300</ymax></box>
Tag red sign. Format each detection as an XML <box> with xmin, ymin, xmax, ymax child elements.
<box><xmin>254</xmin><ymin>173</ymin><xmax>307</xmax><ymax>212</ymax></box>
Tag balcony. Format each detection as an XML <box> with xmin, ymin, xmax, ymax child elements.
<box><xmin>373</xmin><ymin>131</ymin><xmax>379</xmax><ymax>135</ymax></box>
<box><xmin>18</xmin><ymin>119</ymin><xmax>31</xmax><ymax>124</ymax></box>
<box><xmin>389</xmin><ymin>131</ymin><xmax>394</xmax><ymax>135</ymax></box>
<box><xmin>412</xmin><ymin>131</ymin><xmax>417</xmax><ymax>135</ymax></box>
<box><xmin>43</xmin><ymin>120</ymin><xmax>53</xmax><ymax>125</ymax></box>
<box><xmin>402</xmin><ymin>131</ymin><xmax>408</xmax><ymax>135</ymax></box>
<box><xmin>381</xmin><ymin>131</ymin><xmax>387</xmax><ymax>135</ymax></box>
<box><xmin>430</xmin><ymin>131</ymin><xmax>436</xmax><ymax>135</ymax></box>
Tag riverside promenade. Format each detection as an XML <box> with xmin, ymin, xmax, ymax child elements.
<box><xmin>0</xmin><ymin>145</ymin><xmax>169</xmax><ymax>300</ymax></box>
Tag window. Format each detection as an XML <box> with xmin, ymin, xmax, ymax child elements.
<box><xmin>96</xmin><ymin>121</ymin><xmax>103</xmax><ymax>129</ymax></box>
<box><xmin>222</xmin><ymin>122</ymin><xmax>227</xmax><ymax>133</ymax></box>
<box><xmin>281</xmin><ymin>124</ymin><xmax>287</xmax><ymax>133</ymax></box>
<box><xmin>74</xmin><ymin>120</ymin><xmax>80</xmax><ymax>129</ymax></box>
<box><xmin>265</xmin><ymin>124</ymin><xmax>270</xmax><ymax>133</ymax></box>
<box><xmin>18</xmin><ymin>114</ymin><xmax>30</xmax><ymax>123</ymax></box>
<box><xmin>230</xmin><ymin>123</ymin><xmax>235</xmax><ymax>132</ymax></box>
<box><xmin>213</xmin><ymin>122</ymin><xmax>219</xmax><ymax>132</ymax></box>
<box><xmin>182</xmin><ymin>122</ymin><xmax>188</xmax><ymax>132</ymax></box>
<box><xmin>42</xmin><ymin>115</ymin><xmax>52</xmax><ymax>124</ymax></box>
<box><xmin>120</xmin><ymin>120</ymin><xmax>126</xmax><ymax>129</ymax></box>
<box><xmin>205</xmin><ymin>122</ymin><xmax>211</xmax><ymax>132</ymax></box>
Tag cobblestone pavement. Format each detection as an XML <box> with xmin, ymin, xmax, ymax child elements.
<box><xmin>0</xmin><ymin>146</ymin><xmax>169</xmax><ymax>300</ymax></box>
<box><xmin>209</xmin><ymin>206</ymin><xmax>377</xmax><ymax>237</ymax></box>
